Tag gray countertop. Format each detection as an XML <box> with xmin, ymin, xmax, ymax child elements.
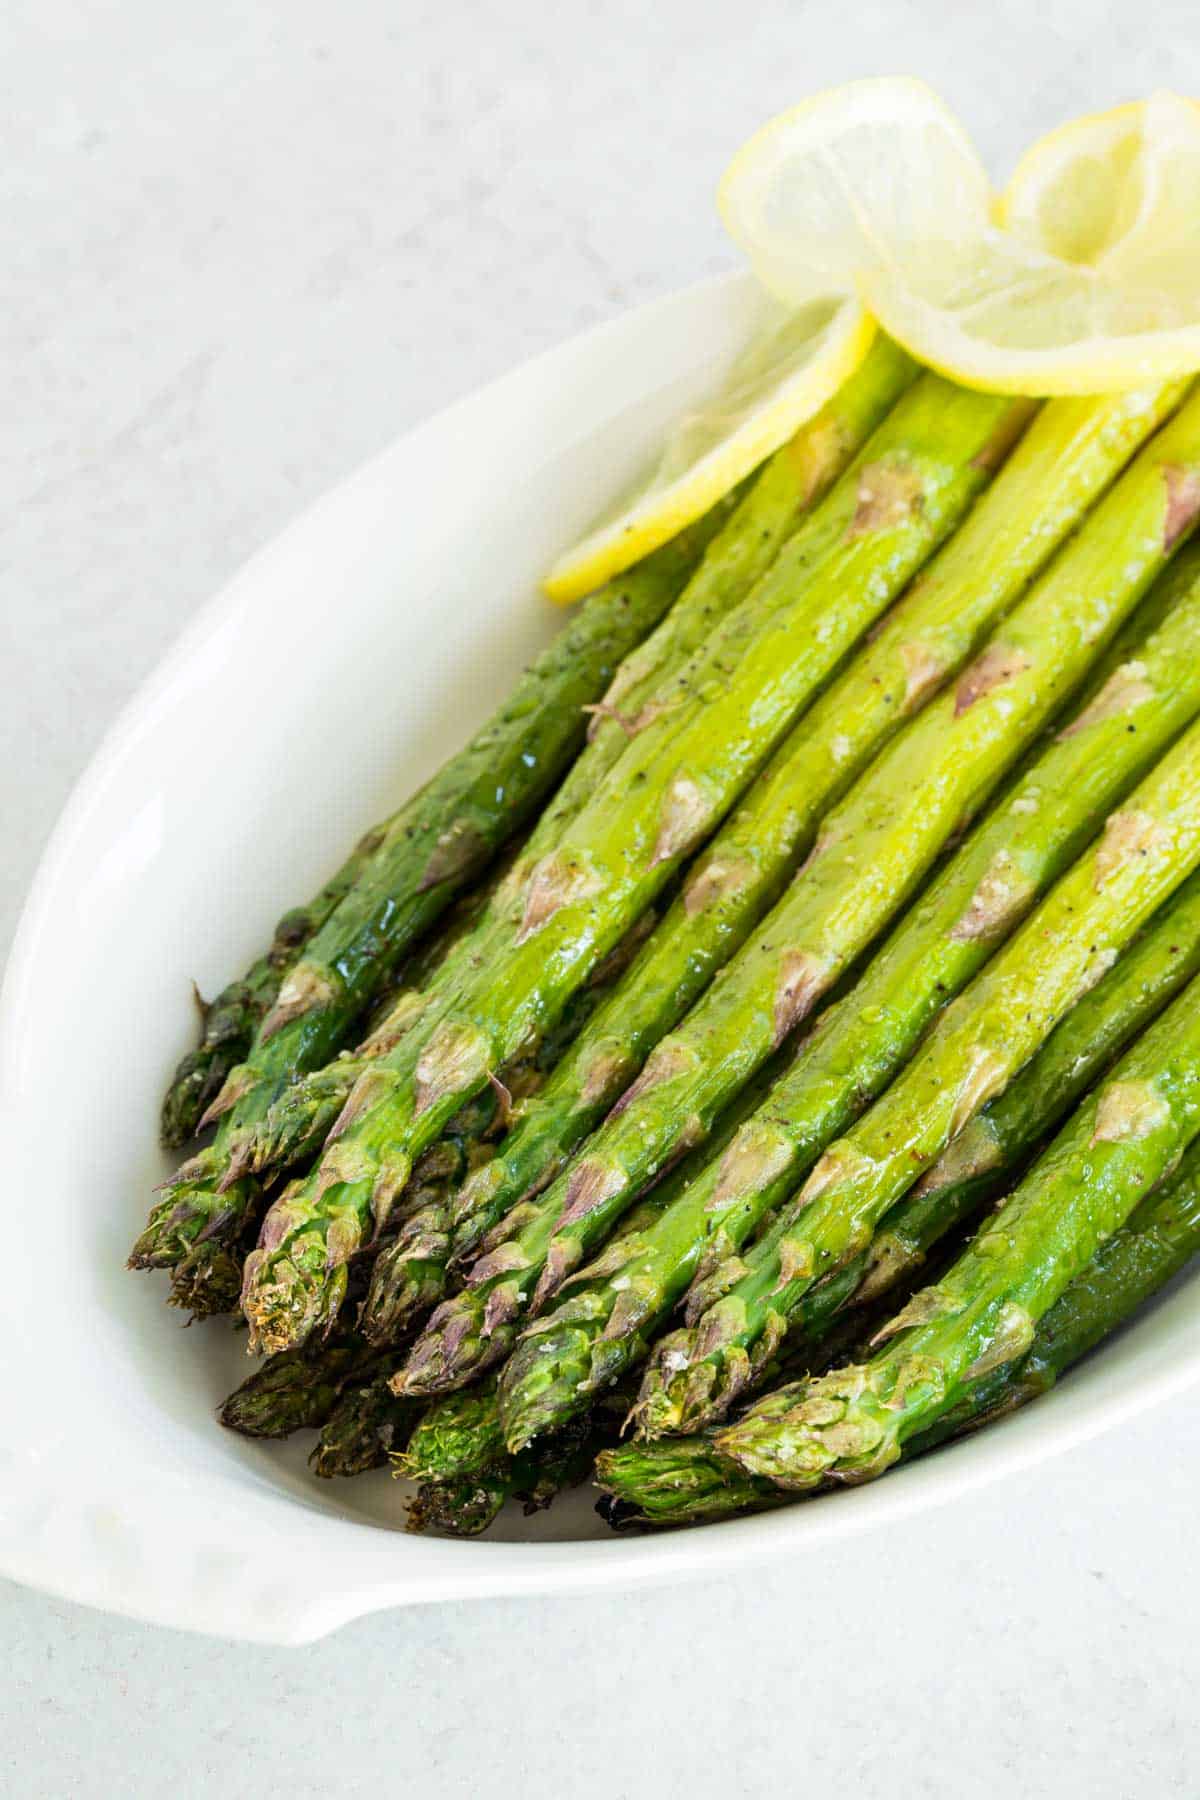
<box><xmin>5</xmin><ymin>1</ymin><xmax>1200</xmax><ymax>1792</ymax></box>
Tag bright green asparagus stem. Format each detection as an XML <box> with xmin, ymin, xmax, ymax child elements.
<box><xmin>598</xmin><ymin>1134</ymin><xmax>1200</xmax><ymax>1525</ymax></box>
<box><xmin>416</xmin><ymin>394</ymin><xmax>1200</xmax><ymax>1422</ymax></box>
<box><xmin>717</xmin><ymin>971</ymin><xmax>1200</xmax><ymax>1489</ymax></box>
<box><xmin>309</xmin><ymin>1368</ymin><xmax>421</xmax><ymax>1478</ymax></box>
<box><xmin>356</xmin><ymin>340</ymin><xmax>917</xmax><ymax>1047</ymax></box>
<box><xmin>911</xmin><ymin>1132</ymin><xmax>1200</xmax><ymax>1451</ymax></box>
<box><xmin>497</xmin><ymin>534</ymin><xmax>1200</xmax><ymax>1451</ymax></box>
<box><xmin>365</xmin><ymin>386</ymin><xmax>1180</xmax><ymax>1344</ymax></box>
<box><xmin>139</xmin><ymin>344</ymin><xmax>913</xmax><ymax>1291</ymax></box>
<box><xmin>247</xmin><ymin>909</ymin><xmax>654</xmax><ymax>1333</ymax></box>
<box><xmin>169</xmin><ymin>815</ymin><xmax>496</xmax><ymax>1156</ymax></box>
<box><xmin>241</xmin><ymin>376</ymin><xmax>1025</xmax><ymax>1355</ymax></box>
<box><xmin>161</xmin><ymin>826</ymin><xmax>390</xmax><ymax>1147</ymax></box>
<box><xmin>870</xmin><ymin>858</ymin><xmax>1200</xmax><ymax>1295</ymax></box>
<box><xmin>218</xmin><ymin>1340</ymin><xmax>378</xmax><ymax>1438</ymax></box>
<box><xmin>164</xmin><ymin>463</ymin><xmax>747</xmax><ymax>1160</ymax></box>
<box><xmin>504</xmin><ymin>1180</ymin><xmax>903</xmax><ymax>1459</ymax></box>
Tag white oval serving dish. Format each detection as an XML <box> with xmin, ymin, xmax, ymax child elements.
<box><xmin>3</xmin><ymin>270</ymin><xmax>1199</xmax><ymax>1645</ymax></box>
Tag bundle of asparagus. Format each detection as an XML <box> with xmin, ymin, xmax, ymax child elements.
<box><xmin>140</xmin><ymin>344</ymin><xmax>1200</xmax><ymax>1539</ymax></box>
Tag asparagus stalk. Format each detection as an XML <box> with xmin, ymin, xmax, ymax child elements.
<box><xmin>597</xmin><ymin>1134</ymin><xmax>1200</xmax><ymax>1525</ymax></box>
<box><xmin>137</xmin><ymin>343</ymin><xmax>912</xmax><ymax>1288</ymax></box>
<box><xmin>397</xmin><ymin>1376</ymin><xmax>507</xmax><ymax>1485</ymax></box>
<box><xmin>911</xmin><ymin>1132</ymin><xmax>1200</xmax><ymax>1449</ymax></box>
<box><xmin>867</xmin><ymin>858</ymin><xmax>1200</xmax><ymax>1295</ymax></box>
<box><xmin>162</xmin><ymin>763</ymin><xmax>519</xmax><ymax>1150</ymax></box>
<box><xmin>595</xmin><ymin>1439</ymin><xmax>780</xmax><ymax>1530</ymax></box>
<box><xmin>716</xmin><ymin>970</ymin><xmax>1200</xmax><ymax>1489</ymax></box>
<box><xmin>161</xmin><ymin>829</ymin><xmax>391</xmax><ymax>1147</ymax></box>
<box><xmin>418</xmin><ymin>393</ymin><xmax>1200</xmax><ymax>1418</ymax></box>
<box><xmin>381</xmin><ymin>383</ymin><xmax>1038</xmax><ymax>1391</ymax></box>
<box><xmin>240</xmin><ymin>376</ymin><xmax>1025</xmax><ymax>1355</ymax></box>
<box><xmin>219</xmin><ymin>1339</ymin><xmax>380</xmax><ymax>1438</ymax></box>
<box><xmin>309</xmin><ymin>1367</ymin><xmax>421</xmax><ymax>1478</ymax></box>
<box><xmin>406</xmin><ymin>1422</ymin><xmax>599</xmax><ymax>1537</ymax></box>
<box><xmin>246</xmin><ymin>907</ymin><xmax>663</xmax><ymax>1335</ymax></box>
<box><xmin>661</xmin><ymin>717</ymin><xmax>1200</xmax><ymax>1446</ymax></box>
<box><xmin>362</xmin><ymin>341</ymin><xmax>916</xmax><ymax>1047</ymax></box>
<box><xmin>407</xmin><ymin>1473</ymin><xmax>514</xmax><ymax>1537</ymax></box>
<box><xmin>362</xmin><ymin>386</ymin><xmax>1180</xmax><ymax>1344</ymax></box>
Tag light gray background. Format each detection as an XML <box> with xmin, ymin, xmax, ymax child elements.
<box><xmin>4</xmin><ymin>1</ymin><xmax>1200</xmax><ymax>1794</ymax></box>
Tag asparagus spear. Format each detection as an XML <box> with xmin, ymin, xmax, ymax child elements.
<box><xmin>503</xmin><ymin>1246</ymin><xmax>900</xmax><ymax>1533</ymax></box>
<box><xmin>237</xmin><ymin>340</ymin><xmax>913</xmax><ymax>1104</ymax></box>
<box><xmin>246</xmin><ymin>342</ymin><xmax>919</xmax><ymax>1192</ymax></box>
<box><xmin>218</xmin><ymin>1339</ymin><xmax>379</xmax><ymax>1438</ymax></box>
<box><xmin>597</xmin><ymin>1133</ymin><xmax>1200</xmax><ymax>1525</ymax></box>
<box><xmin>309</xmin><ymin>1368</ymin><xmax>421</xmax><ymax>1478</ymax></box>
<box><xmin>716</xmin><ymin>970</ymin><xmax>1200</xmax><ymax>1489</ymax></box>
<box><xmin>406</xmin><ymin>1473</ymin><xmax>513</xmax><ymax>1537</ymax></box>
<box><xmin>358</xmin><ymin>386</ymin><xmax>1181</xmax><ymax>1344</ymax></box>
<box><xmin>161</xmin><ymin>762</ymin><xmax>521</xmax><ymax>1150</ymax></box>
<box><xmin>405</xmin><ymin>1422</ymin><xmax>599</xmax><ymax>1537</ymax></box>
<box><xmin>415</xmin><ymin>394</ymin><xmax>1200</xmax><ymax>1414</ymax></box>
<box><xmin>161</xmin><ymin>830</ymin><xmax>391</xmax><ymax>1147</ymax></box>
<box><xmin>504</xmin><ymin>1136</ymin><xmax>954</xmax><ymax>1459</ymax></box>
<box><xmin>235</xmin><ymin>908</ymin><xmax>664</xmax><ymax>1336</ymax></box>
<box><xmin>595</xmin><ymin>1438</ymin><xmax>780</xmax><ymax>1530</ymax></box>
<box><xmin>600</xmin><ymin>921</ymin><xmax>1200</xmax><ymax>1523</ymax></box>
<box><xmin>136</xmin><ymin>344</ymin><xmax>912</xmax><ymax>1288</ymax></box>
<box><xmin>240</xmin><ymin>377</ymin><xmax>1026</xmax><ymax>1355</ymax></box>
<box><xmin>911</xmin><ymin>1132</ymin><xmax>1200</xmax><ymax>1449</ymax></box>
<box><xmin>867</xmin><ymin>859</ymin><xmax>1200</xmax><ymax>1296</ymax></box>
<box><xmin>137</xmin><ymin>530</ymin><xmax>719</xmax><ymax>1281</ymax></box>
<box><xmin>397</xmin><ymin>1376</ymin><xmax>507</xmax><ymax>1484</ymax></box>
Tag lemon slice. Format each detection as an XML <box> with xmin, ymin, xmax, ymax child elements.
<box><xmin>543</xmin><ymin>292</ymin><xmax>872</xmax><ymax>602</ymax></box>
<box><xmin>1001</xmin><ymin>92</ymin><xmax>1200</xmax><ymax>268</ymax></box>
<box><xmin>720</xmin><ymin>79</ymin><xmax>1200</xmax><ymax>395</ymax></box>
<box><xmin>719</xmin><ymin>78</ymin><xmax>993</xmax><ymax>306</ymax></box>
